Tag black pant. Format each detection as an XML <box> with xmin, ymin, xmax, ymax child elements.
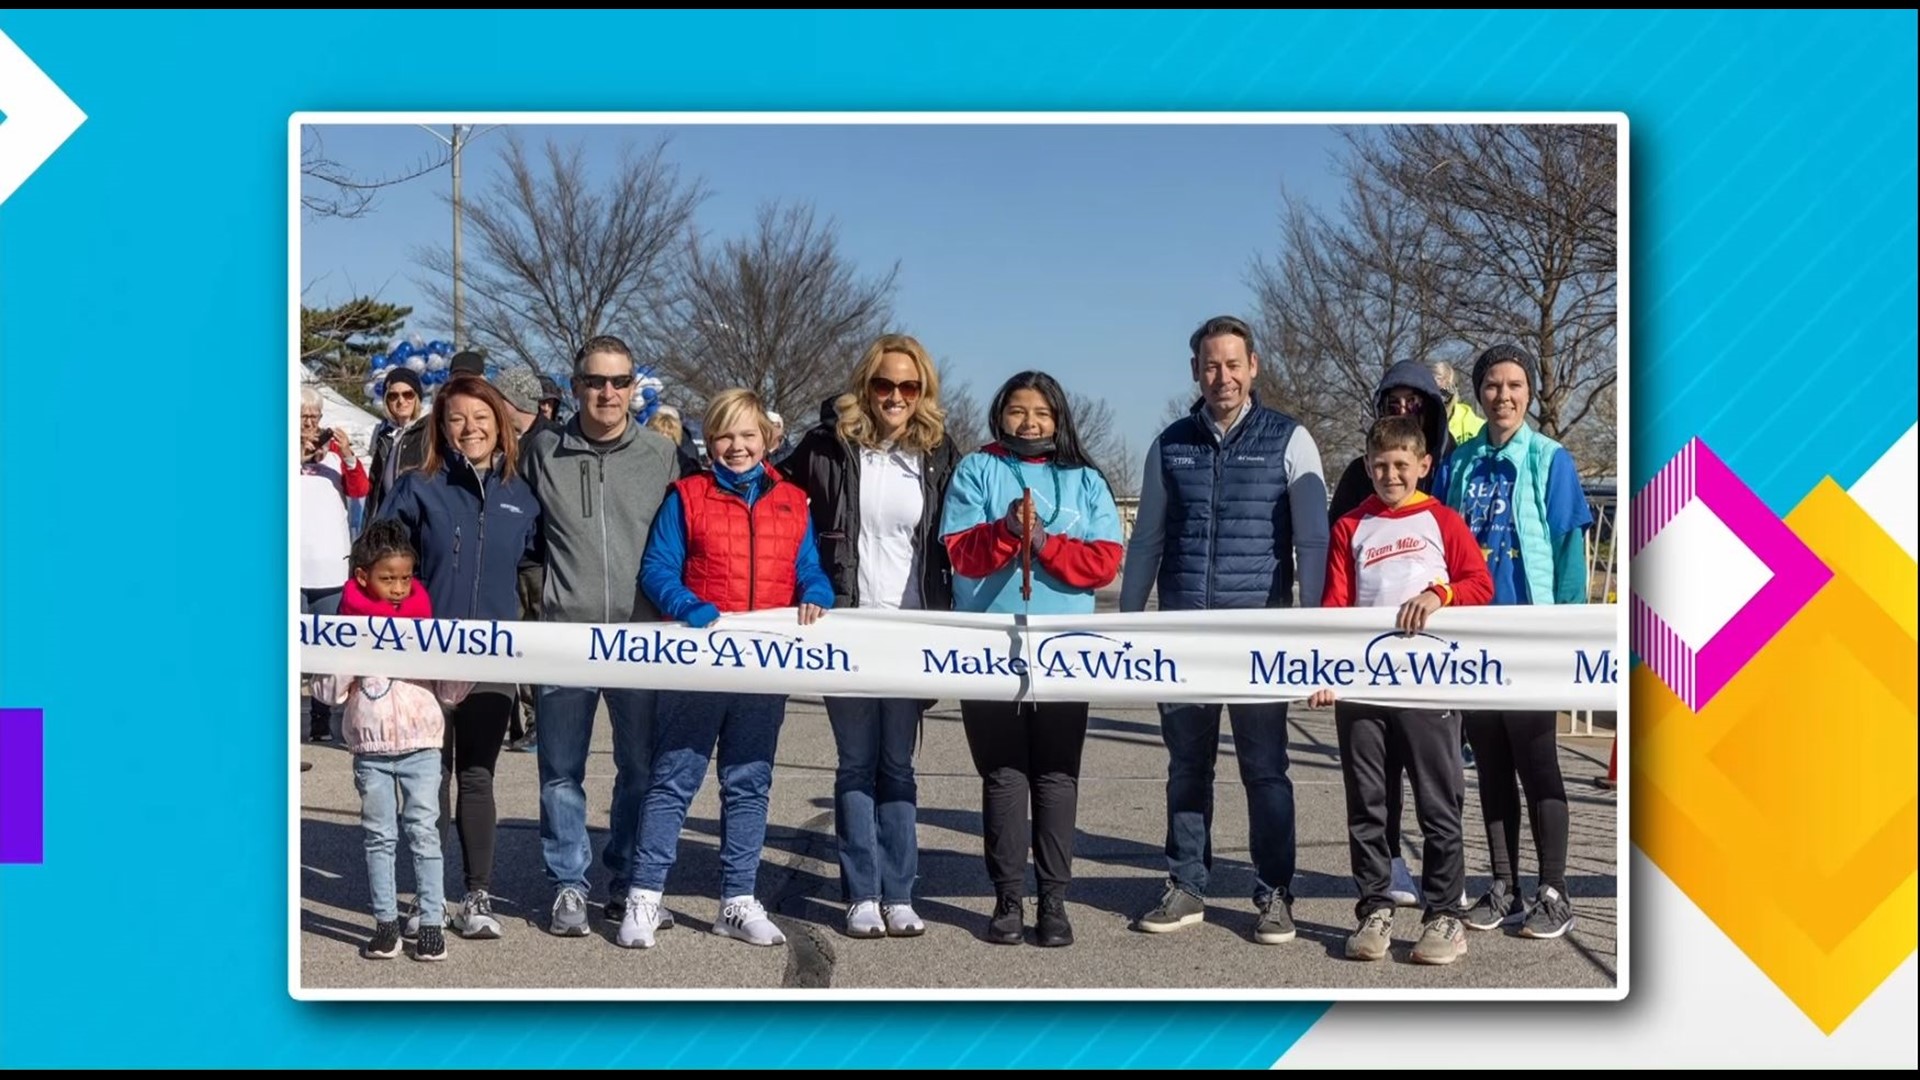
<box><xmin>1463</xmin><ymin>710</ymin><xmax>1569</xmax><ymax>894</ymax></box>
<box><xmin>510</xmin><ymin>563</ymin><xmax>543</xmax><ymax>743</ymax></box>
<box><xmin>440</xmin><ymin>691</ymin><xmax>513</xmax><ymax>894</ymax></box>
<box><xmin>1337</xmin><ymin>703</ymin><xmax>1465</xmax><ymax>920</ymax></box>
<box><xmin>960</xmin><ymin>700</ymin><xmax>1090</xmax><ymax>893</ymax></box>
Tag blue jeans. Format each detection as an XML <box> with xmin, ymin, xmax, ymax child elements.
<box><xmin>353</xmin><ymin>748</ymin><xmax>445</xmax><ymax>926</ymax></box>
<box><xmin>536</xmin><ymin>685</ymin><xmax>656</xmax><ymax>896</ymax></box>
<box><xmin>824</xmin><ymin>696</ymin><xmax>923</xmax><ymax>904</ymax></box>
<box><xmin>632</xmin><ymin>691</ymin><xmax>787</xmax><ymax>900</ymax></box>
<box><xmin>1159</xmin><ymin>701</ymin><xmax>1297</xmax><ymax>905</ymax></box>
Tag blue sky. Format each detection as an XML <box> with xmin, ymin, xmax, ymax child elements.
<box><xmin>300</xmin><ymin>121</ymin><xmax>1352</xmax><ymax>443</ymax></box>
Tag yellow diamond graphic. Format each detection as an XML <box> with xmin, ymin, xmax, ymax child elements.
<box><xmin>1635</xmin><ymin>478</ymin><xmax>1917</xmax><ymax>1034</ymax></box>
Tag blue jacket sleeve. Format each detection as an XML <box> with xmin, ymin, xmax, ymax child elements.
<box><xmin>793</xmin><ymin>518</ymin><xmax>836</xmax><ymax>608</ymax></box>
<box><xmin>638</xmin><ymin>490</ymin><xmax>717</xmax><ymax>626</ymax></box>
<box><xmin>1546</xmin><ymin>448</ymin><xmax>1594</xmax><ymax>605</ymax></box>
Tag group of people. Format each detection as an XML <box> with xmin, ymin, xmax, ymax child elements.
<box><xmin>298</xmin><ymin>316</ymin><xmax>1594</xmax><ymax>971</ymax></box>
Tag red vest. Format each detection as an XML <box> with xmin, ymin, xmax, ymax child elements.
<box><xmin>675</xmin><ymin>467</ymin><xmax>811</xmax><ymax>613</ymax></box>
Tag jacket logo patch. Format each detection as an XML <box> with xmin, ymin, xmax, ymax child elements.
<box><xmin>498</xmin><ymin>503</ymin><xmax>525</xmax><ymax>514</ymax></box>
<box><xmin>1166</xmin><ymin>455</ymin><xmax>1198</xmax><ymax>466</ymax></box>
<box><xmin>1234</xmin><ymin>455</ymin><xmax>1267</xmax><ymax>463</ymax></box>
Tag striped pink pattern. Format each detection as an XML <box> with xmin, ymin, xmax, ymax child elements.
<box><xmin>1633</xmin><ymin>438</ymin><xmax>1696</xmax><ymax>554</ymax></box>
<box><xmin>1632</xmin><ymin>439</ymin><xmax>1701</xmax><ymax>708</ymax></box>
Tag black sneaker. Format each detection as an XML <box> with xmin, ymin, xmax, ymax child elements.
<box><xmin>414</xmin><ymin>924</ymin><xmax>448</xmax><ymax>962</ymax></box>
<box><xmin>1253</xmin><ymin>894</ymin><xmax>1297</xmax><ymax>945</ymax></box>
<box><xmin>1519</xmin><ymin>885</ymin><xmax>1575</xmax><ymax>939</ymax></box>
<box><xmin>987</xmin><ymin>892</ymin><xmax>1024</xmax><ymax>945</ymax></box>
<box><xmin>1036</xmin><ymin>892</ymin><xmax>1074</xmax><ymax>948</ymax></box>
<box><xmin>1463</xmin><ymin>880</ymin><xmax>1527</xmax><ymax>931</ymax></box>
<box><xmin>362</xmin><ymin>919</ymin><xmax>402</xmax><ymax>960</ymax></box>
<box><xmin>1134</xmin><ymin>883</ymin><xmax>1206</xmax><ymax>933</ymax></box>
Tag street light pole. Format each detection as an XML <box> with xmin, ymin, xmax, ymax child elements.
<box><xmin>451</xmin><ymin>124</ymin><xmax>464</xmax><ymax>348</ymax></box>
<box><xmin>420</xmin><ymin>123</ymin><xmax>496</xmax><ymax>350</ymax></box>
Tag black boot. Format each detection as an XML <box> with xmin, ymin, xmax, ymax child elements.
<box><xmin>987</xmin><ymin>891</ymin><xmax>1024</xmax><ymax>945</ymax></box>
<box><xmin>1036</xmin><ymin>888</ymin><xmax>1074</xmax><ymax>948</ymax></box>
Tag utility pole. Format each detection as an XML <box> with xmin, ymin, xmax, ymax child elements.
<box><xmin>419</xmin><ymin>124</ymin><xmax>495</xmax><ymax>349</ymax></box>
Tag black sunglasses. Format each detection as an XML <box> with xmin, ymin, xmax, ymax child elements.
<box><xmin>576</xmin><ymin>374</ymin><xmax>636</xmax><ymax>391</ymax></box>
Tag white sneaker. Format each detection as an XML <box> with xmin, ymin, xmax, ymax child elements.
<box><xmin>713</xmin><ymin>895</ymin><xmax>786</xmax><ymax>947</ymax></box>
<box><xmin>845</xmin><ymin>900</ymin><xmax>885</xmax><ymax>939</ymax></box>
<box><xmin>882</xmin><ymin>902</ymin><xmax>926</xmax><ymax>938</ymax></box>
<box><xmin>617</xmin><ymin>888</ymin><xmax>663</xmax><ymax>949</ymax></box>
<box><xmin>1388</xmin><ymin>858</ymin><xmax>1420</xmax><ymax>907</ymax></box>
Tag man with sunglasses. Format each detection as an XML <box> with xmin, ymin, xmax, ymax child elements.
<box><xmin>519</xmin><ymin>334</ymin><xmax>684</xmax><ymax>938</ymax></box>
<box><xmin>366</xmin><ymin>365</ymin><xmax>431</xmax><ymax>521</ymax></box>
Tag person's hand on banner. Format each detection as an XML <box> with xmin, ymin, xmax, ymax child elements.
<box><xmin>685</xmin><ymin>603</ymin><xmax>720</xmax><ymax>629</ymax></box>
<box><xmin>1308</xmin><ymin>689</ymin><xmax>1337</xmax><ymax>708</ymax></box>
<box><xmin>1396</xmin><ymin>590</ymin><xmax>1444</xmax><ymax>634</ymax></box>
<box><xmin>798</xmin><ymin>603</ymin><xmax>826</xmax><ymax>625</ymax></box>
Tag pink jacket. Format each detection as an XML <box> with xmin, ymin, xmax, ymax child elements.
<box><xmin>312</xmin><ymin>576</ymin><xmax>472</xmax><ymax>756</ymax></box>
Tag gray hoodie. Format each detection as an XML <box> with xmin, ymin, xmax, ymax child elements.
<box><xmin>521</xmin><ymin>416</ymin><xmax>680</xmax><ymax>624</ymax></box>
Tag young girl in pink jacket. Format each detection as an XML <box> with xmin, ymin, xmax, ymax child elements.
<box><xmin>311</xmin><ymin>520</ymin><xmax>471</xmax><ymax>962</ymax></box>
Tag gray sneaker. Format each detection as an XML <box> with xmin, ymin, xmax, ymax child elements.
<box><xmin>1519</xmin><ymin>885</ymin><xmax>1575</xmax><ymax>940</ymax></box>
<box><xmin>1345</xmin><ymin>907</ymin><xmax>1394</xmax><ymax>961</ymax></box>
<box><xmin>1253</xmin><ymin>895</ymin><xmax>1296</xmax><ymax>945</ymax></box>
<box><xmin>1411</xmin><ymin>914</ymin><xmax>1468</xmax><ymax>965</ymax></box>
<box><xmin>1134</xmin><ymin>884</ymin><xmax>1206</xmax><ymax>933</ymax></box>
<box><xmin>1463</xmin><ymin>881</ymin><xmax>1527</xmax><ymax>931</ymax></box>
<box><xmin>549</xmin><ymin>886</ymin><xmax>590</xmax><ymax>937</ymax></box>
<box><xmin>451</xmin><ymin>889</ymin><xmax>503</xmax><ymax>939</ymax></box>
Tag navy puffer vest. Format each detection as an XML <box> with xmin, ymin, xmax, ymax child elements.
<box><xmin>1154</xmin><ymin>400</ymin><xmax>1300</xmax><ymax>610</ymax></box>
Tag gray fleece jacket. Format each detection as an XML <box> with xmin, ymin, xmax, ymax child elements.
<box><xmin>521</xmin><ymin>416</ymin><xmax>680</xmax><ymax>624</ymax></box>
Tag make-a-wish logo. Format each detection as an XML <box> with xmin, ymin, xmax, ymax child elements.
<box><xmin>302</xmin><ymin>614</ymin><xmax>521</xmax><ymax>658</ymax></box>
<box><xmin>1362</xmin><ymin>631</ymin><xmax>1507</xmax><ymax>688</ymax></box>
<box><xmin>1034</xmin><ymin>631</ymin><xmax>1182</xmax><ymax>683</ymax></box>
<box><xmin>706</xmin><ymin>628</ymin><xmax>852</xmax><ymax>672</ymax></box>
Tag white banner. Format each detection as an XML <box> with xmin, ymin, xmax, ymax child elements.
<box><xmin>298</xmin><ymin>606</ymin><xmax>1623</xmax><ymax>710</ymax></box>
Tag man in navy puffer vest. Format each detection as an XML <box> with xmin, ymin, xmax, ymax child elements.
<box><xmin>1120</xmin><ymin>314</ymin><xmax>1329</xmax><ymax>946</ymax></box>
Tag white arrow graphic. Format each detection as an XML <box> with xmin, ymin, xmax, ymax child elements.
<box><xmin>0</xmin><ymin>29</ymin><xmax>86</xmax><ymax>207</ymax></box>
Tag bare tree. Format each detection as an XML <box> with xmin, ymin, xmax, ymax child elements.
<box><xmin>1358</xmin><ymin>124</ymin><xmax>1618</xmax><ymax>443</ymax></box>
<box><xmin>301</xmin><ymin>127</ymin><xmax>448</xmax><ymax>221</ymax></box>
<box><xmin>1250</xmin><ymin>162</ymin><xmax>1467</xmax><ymax>470</ymax></box>
<box><xmin>1068</xmin><ymin>392</ymin><xmax>1141</xmax><ymax>498</ymax></box>
<box><xmin>939</xmin><ymin>372</ymin><xmax>988</xmax><ymax>455</ymax></box>
<box><xmin>415</xmin><ymin>133</ymin><xmax>706</xmax><ymax>379</ymax></box>
<box><xmin>1249</xmin><ymin>124</ymin><xmax>1617</xmax><ymax>470</ymax></box>
<box><xmin>655</xmin><ymin>202</ymin><xmax>897</xmax><ymax>423</ymax></box>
